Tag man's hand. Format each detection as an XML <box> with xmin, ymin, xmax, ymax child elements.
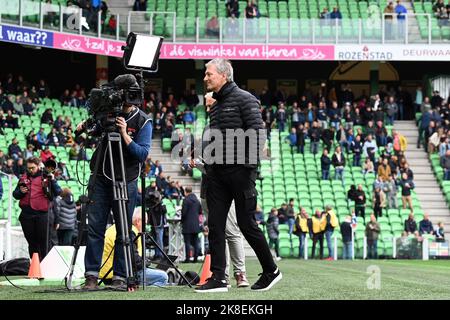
<box><xmin>116</xmin><ymin>117</ymin><xmax>127</xmax><ymax>136</ymax></box>
<box><xmin>76</xmin><ymin>120</ymin><xmax>86</xmax><ymax>132</ymax></box>
<box><xmin>189</xmin><ymin>159</ymin><xmax>196</xmax><ymax>169</ymax></box>
<box><xmin>20</xmin><ymin>186</ymin><xmax>29</xmax><ymax>193</ymax></box>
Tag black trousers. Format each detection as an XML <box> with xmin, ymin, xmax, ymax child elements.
<box><xmin>312</xmin><ymin>232</ymin><xmax>324</xmax><ymax>259</ymax></box>
<box><xmin>183</xmin><ymin>232</ymin><xmax>200</xmax><ymax>262</ymax></box>
<box><xmin>206</xmin><ymin>166</ymin><xmax>277</xmax><ymax>279</ymax></box>
<box><xmin>19</xmin><ymin>210</ymin><xmax>49</xmax><ymax>261</ymax></box>
<box><xmin>355</xmin><ymin>205</ymin><xmax>365</xmax><ymax>224</ymax></box>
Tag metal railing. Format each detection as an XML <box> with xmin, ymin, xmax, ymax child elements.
<box><xmin>0</xmin><ymin>0</ymin><xmax>448</xmax><ymax>44</ymax></box>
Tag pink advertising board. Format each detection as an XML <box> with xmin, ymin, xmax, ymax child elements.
<box><xmin>53</xmin><ymin>33</ymin><xmax>334</xmax><ymax>60</ymax></box>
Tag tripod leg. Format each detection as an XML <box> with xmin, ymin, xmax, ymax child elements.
<box><xmin>148</xmin><ymin>235</ymin><xmax>193</xmax><ymax>288</ymax></box>
<box><xmin>107</xmin><ymin>133</ymin><xmax>136</xmax><ymax>290</ymax></box>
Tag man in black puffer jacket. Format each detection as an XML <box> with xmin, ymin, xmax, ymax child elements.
<box><xmin>194</xmin><ymin>58</ymin><xmax>281</xmax><ymax>293</ymax></box>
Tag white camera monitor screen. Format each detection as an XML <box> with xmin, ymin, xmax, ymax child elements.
<box><xmin>127</xmin><ymin>34</ymin><xmax>163</xmax><ymax>71</ymax></box>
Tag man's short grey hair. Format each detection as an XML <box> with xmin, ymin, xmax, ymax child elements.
<box><xmin>206</xmin><ymin>58</ymin><xmax>234</xmax><ymax>82</ymax></box>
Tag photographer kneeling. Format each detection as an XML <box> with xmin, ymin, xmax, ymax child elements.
<box><xmin>78</xmin><ymin>75</ymin><xmax>152</xmax><ymax>290</ymax></box>
<box><xmin>13</xmin><ymin>157</ymin><xmax>62</xmax><ymax>261</ymax></box>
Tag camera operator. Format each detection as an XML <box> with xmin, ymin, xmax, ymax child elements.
<box><xmin>13</xmin><ymin>157</ymin><xmax>62</xmax><ymax>261</ymax></box>
<box><xmin>77</xmin><ymin>75</ymin><xmax>152</xmax><ymax>290</ymax></box>
<box><xmin>145</xmin><ymin>189</ymin><xmax>167</xmax><ymax>261</ymax></box>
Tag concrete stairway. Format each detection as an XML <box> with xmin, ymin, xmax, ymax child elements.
<box><xmin>395</xmin><ymin>121</ymin><xmax>450</xmax><ymax>239</ymax></box>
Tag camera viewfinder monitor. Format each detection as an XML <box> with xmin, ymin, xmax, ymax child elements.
<box><xmin>122</xmin><ymin>33</ymin><xmax>163</xmax><ymax>72</ymax></box>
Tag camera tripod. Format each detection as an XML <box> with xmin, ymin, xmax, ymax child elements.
<box><xmin>65</xmin><ymin>131</ymin><xmax>136</xmax><ymax>291</ymax></box>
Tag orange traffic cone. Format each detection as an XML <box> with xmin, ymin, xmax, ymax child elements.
<box><xmin>28</xmin><ymin>253</ymin><xmax>42</xmax><ymax>279</ymax></box>
<box><xmin>198</xmin><ymin>254</ymin><xmax>212</xmax><ymax>285</ymax></box>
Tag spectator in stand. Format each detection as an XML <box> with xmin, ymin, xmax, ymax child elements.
<box><xmin>5</xmin><ymin>110</ymin><xmax>19</xmax><ymax>129</ymax></box>
<box><xmin>276</xmin><ymin>103</ymin><xmax>287</xmax><ymax>132</ymax></box>
<box><xmin>413</xmin><ymin>86</ymin><xmax>423</xmax><ymax>114</ymax></box>
<box><xmin>47</xmin><ymin>128</ymin><xmax>60</xmax><ymax>147</ymax></box>
<box><xmin>419</xmin><ymin>213</ymin><xmax>434</xmax><ymax>236</ymax></box>
<box><xmin>24</xmin><ymin>144</ymin><xmax>35</xmax><ymax>160</ymax></box>
<box><xmin>149</xmin><ymin>159</ymin><xmax>163</xmax><ymax>178</ymax></box>
<box><xmin>133</xmin><ymin>0</ymin><xmax>147</xmax><ymax>11</ymax></box>
<box><xmin>22</xmin><ymin>97</ymin><xmax>35</xmax><ymax>116</ymax></box>
<box><xmin>37</xmin><ymin>79</ymin><xmax>50</xmax><ymax>99</ymax></box>
<box><xmin>13</xmin><ymin>157</ymin><xmax>26</xmax><ymax>178</ymax></box>
<box><xmin>267</xmin><ymin>208</ymin><xmax>281</xmax><ymax>261</ymax></box>
<box><xmin>0</xmin><ymin>150</ymin><xmax>7</xmax><ymax>167</ymax></box>
<box><xmin>363</xmin><ymin>134</ymin><xmax>378</xmax><ymax>164</ymax></box>
<box><xmin>375</xmin><ymin>120</ymin><xmax>388</xmax><ymax>147</ymax></box>
<box><xmin>60</xmin><ymin>89</ymin><xmax>72</xmax><ymax>106</ymax></box>
<box><xmin>340</xmin><ymin>215</ymin><xmax>353</xmax><ymax>260</ymax></box>
<box><xmin>54</xmin><ymin>188</ymin><xmax>77</xmax><ymax>245</ymax></box>
<box><xmin>383</xmin><ymin>175</ymin><xmax>398</xmax><ymax>209</ymax></box>
<box><xmin>254</xmin><ymin>205</ymin><xmax>265</xmax><ymax>227</ymax></box>
<box><xmin>40</xmin><ymin>146</ymin><xmax>55</xmax><ymax>163</ymax></box>
<box><xmin>226</xmin><ymin>0</ymin><xmax>240</xmax><ymax>18</ymax></box>
<box><xmin>2</xmin><ymin>159</ymin><xmax>14</xmax><ymax>175</ymax></box>
<box><xmin>261</xmin><ymin>105</ymin><xmax>275</xmax><ymax>138</ymax></box>
<box><xmin>332</xmin><ymin>146</ymin><xmax>345</xmax><ymax>183</ymax></box>
<box><xmin>245</xmin><ymin>0</ymin><xmax>259</xmax><ymax>19</ymax></box>
<box><xmin>285</xmin><ymin>127</ymin><xmax>297</xmax><ymax>151</ymax></box>
<box><xmin>13</xmin><ymin>96</ymin><xmax>24</xmax><ymax>115</ymax></box>
<box><xmin>418</xmin><ymin>108</ymin><xmax>432</xmax><ymax>149</ymax></box>
<box><xmin>185</xmin><ymin>89</ymin><xmax>200</xmax><ymax>108</ymax></box>
<box><xmin>435</xmin><ymin>222</ymin><xmax>445</xmax><ymax>242</ymax></box>
<box><xmin>41</xmin><ymin>108</ymin><xmax>54</xmax><ymax>125</ymax></box>
<box><xmin>296</xmin><ymin>123</ymin><xmax>306</xmax><ymax>154</ymax></box>
<box><xmin>400</xmin><ymin>162</ymin><xmax>414</xmax><ymax>180</ymax></box>
<box><xmin>8</xmin><ymin>138</ymin><xmax>22</xmax><ymax>161</ymax></box>
<box><xmin>384</xmin><ymin>2</ymin><xmax>395</xmax><ymax>40</ymax></box>
<box><xmin>68</xmin><ymin>144</ymin><xmax>79</xmax><ymax>161</ymax></box>
<box><xmin>439</xmin><ymin>136</ymin><xmax>450</xmax><ymax>157</ymax></box>
<box><xmin>311</xmin><ymin>209</ymin><xmax>325</xmax><ymax>259</ymax></box>
<box><xmin>336</xmin><ymin>124</ymin><xmax>349</xmax><ymax>153</ymax></box>
<box><xmin>377</xmin><ymin>158</ymin><xmax>391</xmax><ymax>182</ymax></box>
<box><xmin>321</xmin><ymin>126</ymin><xmax>335</xmax><ymax>153</ymax></box>
<box><xmin>277</xmin><ymin>203</ymin><xmax>288</xmax><ymax>225</ymax></box>
<box><xmin>392</xmin><ymin>129</ymin><xmax>407</xmax><ymax>156</ymax></box>
<box><xmin>354</xmin><ymin>184</ymin><xmax>366</xmax><ymax>223</ymax></box>
<box><xmin>323</xmin><ymin>206</ymin><xmax>338</xmax><ymax>260</ymax></box>
<box><xmin>181</xmin><ymin>186</ymin><xmax>202</xmax><ymax>263</ymax></box>
<box><xmin>372</xmin><ymin>186</ymin><xmax>386</xmax><ymax>218</ymax></box>
<box><xmin>395</xmin><ymin>0</ymin><xmax>407</xmax><ymax>39</ymax></box>
<box><xmin>363</xmin><ymin>158</ymin><xmax>375</xmax><ymax>175</ymax></box>
<box><xmin>385</xmin><ymin>96</ymin><xmax>398</xmax><ymax>125</ymax></box>
<box><xmin>441</xmin><ymin>149</ymin><xmax>450</xmax><ymax>180</ymax></box>
<box><xmin>399</xmin><ymin>172</ymin><xmax>414</xmax><ymax>212</ymax></box>
<box><xmin>320</xmin><ymin>7</ymin><xmax>330</xmax><ymax>20</ymax></box>
<box><xmin>351</xmin><ymin>134</ymin><xmax>363</xmax><ymax>166</ymax></box>
<box><xmin>34</xmin><ymin>128</ymin><xmax>46</xmax><ymax>150</ymax></box>
<box><xmin>365</xmin><ymin>214</ymin><xmax>380</xmax><ymax>259</ymax></box>
<box><xmin>330</xmin><ymin>7</ymin><xmax>342</xmax><ymax>19</ymax></box>
<box><xmin>1</xmin><ymin>95</ymin><xmax>14</xmax><ymax>113</ymax></box>
<box><xmin>56</xmin><ymin>161</ymin><xmax>70</xmax><ymax>181</ymax></box>
<box><xmin>404</xmin><ymin>213</ymin><xmax>418</xmax><ymax>236</ymax></box>
<box><xmin>65</xmin><ymin>129</ymin><xmax>75</xmax><ymax>146</ymax></box>
<box><xmin>321</xmin><ymin>149</ymin><xmax>332</xmax><ymax>180</ymax></box>
<box><xmin>309</xmin><ymin>121</ymin><xmax>321</xmax><ymax>155</ymax></box>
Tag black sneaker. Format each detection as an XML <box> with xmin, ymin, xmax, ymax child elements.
<box><xmin>195</xmin><ymin>277</ymin><xmax>228</xmax><ymax>293</ymax></box>
<box><xmin>251</xmin><ymin>268</ymin><xmax>282</xmax><ymax>291</ymax></box>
